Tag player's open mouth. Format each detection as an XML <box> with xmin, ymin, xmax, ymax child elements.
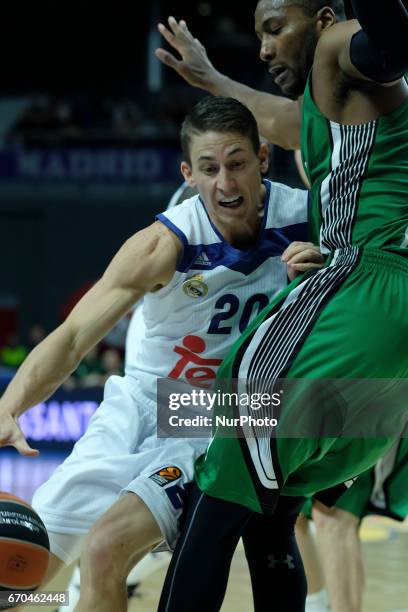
<box><xmin>218</xmin><ymin>196</ymin><xmax>244</xmax><ymax>208</ymax></box>
<box><xmin>269</xmin><ymin>65</ymin><xmax>289</xmax><ymax>87</ymax></box>
<box><xmin>275</xmin><ymin>69</ymin><xmax>290</xmax><ymax>88</ymax></box>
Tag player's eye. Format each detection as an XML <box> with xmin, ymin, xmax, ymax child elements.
<box><xmin>202</xmin><ymin>166</ymin><xmax>218</xmax><ymax>175</ymax></box>
<box><xmin>229</xmin><ymin>161</ymin><xmax>245</xmax><ymax>170</ymax></box>
<box><xmin>264</xmin><ymin>21</ymin><xmax>283</xmax><ymax>36</ymax></box>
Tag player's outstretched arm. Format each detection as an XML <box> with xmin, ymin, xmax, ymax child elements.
<box><xmin>0</xmin><ymin>222</ymin><xmax>181</xmax><ymax>455</ymax></box>
<box><xmin>155</xmin><ymin>16</ymin><xmax>301</xmax><ymax>150</ymax></box>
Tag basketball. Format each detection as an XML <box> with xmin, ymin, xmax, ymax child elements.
<box><xmin>0</xmin><ymin>493</ymin><xmax>49</xmax><ymax>603</ymax></box>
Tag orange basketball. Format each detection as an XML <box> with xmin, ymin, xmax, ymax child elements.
<box><xmin>0</xmin><ymin>492</ymin><xmax>49</xmax><ymax>601</ymax></box>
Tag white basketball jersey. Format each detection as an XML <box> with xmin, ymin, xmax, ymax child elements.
<box><xmin>125</xmin><ymin>179</ymin><xmax>308</xmax><ymax>404</ymax></box>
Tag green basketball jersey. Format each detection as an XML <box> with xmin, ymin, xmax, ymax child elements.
<box><xmin>301</xmin><ymin>76</ymin><xmax>408</xmax><ymax>257</ymax></box>
<box><xmin>195</xmin><ymin>77</ymin><xmax>408</xmax><ymax>514</ymax></box>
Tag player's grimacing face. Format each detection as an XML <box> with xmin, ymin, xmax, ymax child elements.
<box><xmin>181</xmin><ymin>131</ymin><xmax>268</xmax><ymax>231</ymax></box>
<box><xmin>255</xmin><ymin>1</ymin><xmax>318</xmax><ymax>97</ymax></box>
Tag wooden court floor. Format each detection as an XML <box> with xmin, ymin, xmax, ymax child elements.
<box><xmin>20</xmin><ymin>518</ymin><xmax>408</xmax><ymax>612</ymax></box>
<box><xmin>113</xmin><ymin>521</ymin><xmax>408</xmax><ymax>611</ymax></box>
<box><xmin>4</xmin><ymin>452</ymin><xmax>407</xmax><ymax>612</ymax></box>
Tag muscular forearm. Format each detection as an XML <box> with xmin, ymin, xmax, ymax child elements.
<box><xmin>0</xmin><ymin>225</ymin><xmax>179</xmax><ymax>421</ymax></box>
<box><xmin>0</xmin><ymin>283</ymin><xmax>140</xmax><ymax>417</ymax></box>
<box><xmin>0</xmin><ymin>222</ymin><xmax>180</xmax><ymax>454</ymax></box>
<box><xmin>208</xmin><ymin>73</ymin><xmax>301</xmax><ymax>149</ymax></box>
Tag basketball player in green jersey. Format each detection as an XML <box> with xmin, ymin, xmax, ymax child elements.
<box><xmin>156</xmin><ymin>2</ymin><xmax>408</xmax><ymax>610</ymax></box>
<box><xmin>297</xmin><ymin>435</ymin><xmax>408</xmax><ymax>612</ymax></box>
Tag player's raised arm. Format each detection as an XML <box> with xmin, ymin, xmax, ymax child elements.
<box><xmin>322</xmin><ymin>1</ymin><xmax>408</xmax><ymax>85</ymax></box>
<box><xmin>0</xmin><ymin>222</ymin><xmax>181</xmax><ymax>455</ymax></box>
<box><xmin>155</xmin><ymin>16</ymin><xmax>301</xmax><ymax>150</ymax></box>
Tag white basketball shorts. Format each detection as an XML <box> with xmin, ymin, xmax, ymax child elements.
<box><xmin>32</xmin><ymin>375</ymin><xmax>208</xmax><ymax>564</ymax></box>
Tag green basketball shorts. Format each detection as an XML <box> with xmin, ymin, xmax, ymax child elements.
<box><xmin>196</xmin><ymin>247</ymin><xmax>408</xmax><ymax>514</ymax></box>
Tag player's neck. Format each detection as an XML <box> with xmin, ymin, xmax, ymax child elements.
<box><xmin>216</xmin><ymin>203</ymin><xmax>265</xmax><ymax>251</ymax></box>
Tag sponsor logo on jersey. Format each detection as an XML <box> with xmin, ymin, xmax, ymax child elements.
<box><xmin>149</xmin><ymin>466</ymin><xmax>182</xmax><ymax>487</ymax></box>
<box><xmin>168</xmin><ymin>335</ymin><xmax>222</xmax><ymax>388</ymax></box>
<box><xmin>182</xmin><ymin>274</ymin><xmax>208</xmax><ymax>299</ymax></box>
<box><xmin>193</xmin><ymin>251</ymin><xmax>212</xmax><ymax>267</ymax></box>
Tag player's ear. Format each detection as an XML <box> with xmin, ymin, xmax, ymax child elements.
<box><xmin>258</xmin><ymin>142</ymin><xmax>269</xmax><ymax>174</ymax></box>
<box><xmin>181</xmin><ymin>161</ymin><xmax>197</xmax><ymax>187</ymax></box>
<box><xmin>315</xmin><ymin>7</ymin><xmax>336</xmax><ymax>34</ymax></box>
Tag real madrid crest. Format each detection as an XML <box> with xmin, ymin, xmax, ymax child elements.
<box><xmin>182</xmin><ymin>274</ymin><xmax>208</xmax><ymax>298</ymax></box>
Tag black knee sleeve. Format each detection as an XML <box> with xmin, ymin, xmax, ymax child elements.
<box><xmin>242</xmin><ymin>497</ymin><xmax>307</xmax><ymax>612</ymax></box>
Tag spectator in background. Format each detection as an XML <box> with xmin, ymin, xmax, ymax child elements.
<box><xmin>100</xmin><ymin>348</ymin><xmax>123</xmax><ymax>383</ymax></box>
<box><xmin>27</xmin><ymin>324</ymin><xmax>46</xmax><ymax>351</ymax></box>
<box><xmin>0</xmin><ymin>333</ymin><xmax>28</xmax><ymax>369</ymax></box>
<box><xmin>71</xmin><ymin>345</ymin><xmax>104</xmax><ymax>388</ymax></box>
<box><xmin>7</xmin><ymin>94</ymin><xmax>50</xmax><ymax>144</ymax></box>
<box><xmin>66</xmin><ymin>345</ymin><xmax>124</xmax><ymax>389</ymax></box>
<box><xmin>112</xmin><ymin>99</ymin><xmax>151</xmax><ymax>139</ymax></box>
<box><xmin>7</xmin><ymin>93</ymin><xmax>81</xmax><ymax>145</ymax></box>
<box><xmin>101</xmin><ymin>316</ymin><xmax>130</xmax><ymax>355</ymax></box>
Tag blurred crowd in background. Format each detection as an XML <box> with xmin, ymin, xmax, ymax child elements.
<box><xmin>0</xmin><ymin>1</ymin><xmax>267</xmax><ymax>147</ymax></box>
<box><xmin>0</xmin><ymin>0</ymin><xmax>301</xmax><ymax>391</ymax></box>
<box><xmin>6</xmin><ymin>93</ymin><xmax>188</xmax><ymax>145</ymax></box>
<box><xmin>0</xmin><ymin>319</ymin><xmax>127</xmax><ymax>389</ymax></box>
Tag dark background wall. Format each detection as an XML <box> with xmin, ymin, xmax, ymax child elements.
<box><xmin>0</xmin><ymin>184</ymin><xmax>178</xmax><ymax>337</ymax></box>
<box><xmin>0</xmin><ymin>0</ymin><xmax>301</xmax><ymax>342</ymax></box>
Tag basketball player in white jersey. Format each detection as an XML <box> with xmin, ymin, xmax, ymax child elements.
<box><xmin>0</xmin><ymin>97</ymin><xmax>323</xmax><ymax>612</ymax></box>
<box><xmin>58</xmin><ymin>186</ymin><xmax>192</xmax><ymax>612</ymax></box>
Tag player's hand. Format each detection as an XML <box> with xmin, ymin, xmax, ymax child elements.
<box><xmin>0</xmin><ymin>409</ymin><xmax>39</xmax><ymax>456</ymax></box>
<box><xmin>281</xmin><ymin>242</ymin><xmax>324</xmax><ymax>281</ymax></box>
<box><xmin>156</xmin><ymin>17</ymin><xmax>220</xmax><ymax>90</ymax></box>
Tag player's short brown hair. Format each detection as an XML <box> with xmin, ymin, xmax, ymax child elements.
<box><xmin>181</xmin><ymin>97</ymin><xmax>261</xmax><ymax>165</ymax></box>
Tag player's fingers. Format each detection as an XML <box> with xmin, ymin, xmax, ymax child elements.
<box><xmin>178</xmin><ymin>19</ymin><xmax>194</xmax><ymax>38</ymax></box>
<box><xmin>15</xmin><ymin>441</ymin><xmax>40</xmax><ymax>457</ymax></box>
<box><xmin>167</xmin><ymin>16</ymin><xmax>192</xmax><ymax>41</ymax></box>
<box><xmin>158</xmin><ymin>23</ymin><xmax>181</xmax><ymax>50</ymax></box>
<box><xmin>281</xmin><ymin>241</ymin><xmax>316</xmax><ymax>261</ymax></box>
<box><xmin>287</xmin><ymin>260</ymin><xmax>323</xmax><ymax>280</ymax></box>
<box><xmin>9</xmin><ymin>425</ymin><xmax>39</xmax><ymax>457</ymax></box>
<box><xmin>287</xmin><ymin>249</ymin><xmax>324</xmax><ymax>265</ymax></box>
<box><xmin>289</xmin><ymin>262</ymin><xmax>324</xmax><ymax>272</ymax></box>
<box><xmin>155</xmin><ymin>48</ymin><xmax>182</xmax><ymax>71</ymax></box>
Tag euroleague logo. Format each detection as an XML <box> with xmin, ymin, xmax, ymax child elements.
<box><xmin>182</xmin><ymin>274</ymin><xmax>208</xmax><ymax>299</ymax></box>
<box><xmin>149</xmin><ymin>466</ymin><xmax>182</xmax><ymax>488</ymax></box>
<box><xmin>158</xmin><ymin>466</ymin><xmax>181</xmax><ymax>481</ymax></box>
